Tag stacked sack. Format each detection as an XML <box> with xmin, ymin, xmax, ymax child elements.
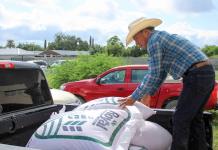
<box><xmin>26</xmin><ymin>97</ymin><xmax>172</xmax><ymax>150</ymax></box>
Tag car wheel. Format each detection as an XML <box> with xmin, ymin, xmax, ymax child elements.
<box><xmin>164</xmin><ymin>100</ymin><xmax>178</xmax><ymax>109</ymax></box>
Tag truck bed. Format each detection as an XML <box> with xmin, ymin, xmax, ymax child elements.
<box><xmin>0</xmin><ymin>105</ymin><xmax>213</xmax><ymax>149</ymax></box>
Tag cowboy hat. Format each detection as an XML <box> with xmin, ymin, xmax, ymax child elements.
<box><xmin>126</xmin><ymin>17</ymin><xmax>162</xmax><ymax>46</ymax></box>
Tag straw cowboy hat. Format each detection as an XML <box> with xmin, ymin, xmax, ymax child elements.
<box><xmin>126</xmin><ymin>17</ymin><xmax>162</xmax><ymax>46</ymax></box>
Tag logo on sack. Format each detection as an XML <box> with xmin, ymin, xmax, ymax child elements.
<box><xmin>99</xmin><ymin>97</ymin><xmax>118</xmax><ymax>105</ymax></box>
<box><xmin>92</xmin><ymin>110</ymin><xmax>119</xmax><ymax>131</ymax></box>
<box><xmin>62</xmin><ymin>121</ymin><xmax>87</xmax><ymax>132</ymax></box>
<box><xmin>34</xmin><ymin>110</ymin><xmax>131</xmax><ymax>148</ymax></box>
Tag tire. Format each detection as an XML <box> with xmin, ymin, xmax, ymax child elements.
<box><xmin>164</xmin><ymin>100</ymin><xmax>178</xmax><ymax>109</ymax></box>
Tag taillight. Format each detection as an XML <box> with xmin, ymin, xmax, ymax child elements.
<box><xmin>0</xmin><ymin>62</ymin><xmax>15</xmax><ymax>69</ymax></box>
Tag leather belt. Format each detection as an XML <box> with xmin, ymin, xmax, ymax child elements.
<box><xmin>191</xmin><ymin>60</ymin><xmax>211</xmax><ymax>69</ymax></box>
<box><xmin>183</xmin><ymin>60</ymin><xmax>211</xmax><ymax>77</ymax></box>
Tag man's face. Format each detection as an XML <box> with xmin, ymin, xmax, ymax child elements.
<box><xmin>133</xmin><ymin>29</ymin><xmax>150</xmax><ymax>48</ymax></box>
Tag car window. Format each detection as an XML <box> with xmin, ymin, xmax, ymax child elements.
<box><xmin>131</xmin><ymin>69</ymin><xmax>148</xmax><ymax>83</ymax></box>
<box><xmin>100</xmin><ymin>70</ymin><xmax>125</xmax><ymax>84</ymax></box>
<box><xmin>0</xmin><ymin>69</ymin><xmax>52</xmax><ymax>114</ymax></box>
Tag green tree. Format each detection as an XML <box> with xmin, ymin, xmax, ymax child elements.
<box><xmin>47</xmin><ymin>32</ymin><xmax>89</xmax><ymax>51</ymax></box>
<box><xmin>6</xmin><ymin>40</ymin><xmax>15</xmax><ymax>48</ymax></box>
<box><xmin>47</xmin><ymin>42</ymin><xmax>56</xmax><ymax>50</ymax></box>
<box><xmin>106</xmin><ymin>36</ymin><xmax>125</xmax><ymax>56</ymax></box>
<box><xmin>202</xmin><ymin>45</ymin><xmax>218</xmax><ymax>56</ymax></box>
<box><xmin>129</xmin><ymin>45</ymin><xmax>147</xmax><ymax>57</ymax></box>
<box><xmin>89</xmin><ymin>44</ymin><xmax>105</xmax><ymax>55</ymax></box>
<box><xmin>17</xmin><ymin>43</ymin><xmax>43</xmax><ymax>51</ymax></box>
<box><xmin>89</xmin><ymin>36</ymin><xmax>94</xmax><ymax>47</ymax></box>
<box><xmin>76</xmin><ymin>37</ymin><xmax>89</xmax><ymax>51</ymax></box>
<box><xmin>121</xmin><ymin>45</ymin><xmax>147</xmax><ymax>57</ymax></box>
<box><xmin>44</xmin><ymin>40</ymin><xmax>47</xmax><ymax>50</ymax></box>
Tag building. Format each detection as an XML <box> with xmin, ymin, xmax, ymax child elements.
<box><xmin>0</xmin><ymin>48</ymin><xmax>90</xmax><ymax>61</ymax></box>
<box><xmin>39</xmin><ymin>50</ymin><xmax>90</xmax><ymax>58</ymax></box>
<box><xmin>0</xmin><ymin>48</ymin><xmax>40</xmax><ymax>60</ymax></box>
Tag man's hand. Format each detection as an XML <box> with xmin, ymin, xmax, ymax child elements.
<box><xmin>118</xmin><ymin>96</ymin><xmax>135</xmax><ymax>109</ymax></box>
<box><xmin>140</xmin><ymin>95</ymin><xmax>151</xmax><ymax>107</ymax></box>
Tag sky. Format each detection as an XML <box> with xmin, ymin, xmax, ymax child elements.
<box><xmin>0</xmin><ymin>0</ymin><xmax>218</xmax><ymax>48</ymax></box>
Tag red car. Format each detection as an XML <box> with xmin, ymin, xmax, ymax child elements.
<box><xmin>60</xmin><ymin>65</ymin><xmax>218</xmax><ymax>109</ymax></box>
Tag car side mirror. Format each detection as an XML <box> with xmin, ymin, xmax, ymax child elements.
<box><xmin>96</xmin><ymin>77</ymin><xmax>101</xmax><ymax>84</ymax></box>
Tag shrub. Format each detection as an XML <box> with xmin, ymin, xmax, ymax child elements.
<box><xmin>46</xmin><ymin>54</ymin><xmax>124</xmax><ymax>88</ymax></box>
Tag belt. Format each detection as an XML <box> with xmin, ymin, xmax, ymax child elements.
<box><xmin>191</xmin><ymin>60</ymin><xmax>211</xmax><ymax>69</ymax></box>
<box><xmin>183</xmin><ymin>60</ymin><xmax>211</xmax><ymax>77</ymax></box>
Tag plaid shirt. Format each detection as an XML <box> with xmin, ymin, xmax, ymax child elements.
<box><xmin>131</xmin><ymin>30</ymin><xmax>208</xmax><ymax>101</ymax></box>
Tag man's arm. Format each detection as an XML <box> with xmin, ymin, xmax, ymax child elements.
<box><xmin>119</xmin><ymin>42</ymin><xmax>167</xmax><ymax>108</ymax></box>
<box><xmin>131</xmin><ymin>41</ymin><xmax>167</xmax><ymax>101</ymax></box>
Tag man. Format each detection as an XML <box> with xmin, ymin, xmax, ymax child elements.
<box><xmin>119</xmin><ymin>17</ymin><xmax>215</xmax><ymax>150</ymax></box>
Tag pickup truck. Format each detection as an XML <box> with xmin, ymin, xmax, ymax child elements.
<box><xmin>0</xmin><ymin>61</ymin><xmax>213</xmax><ymax>149</ymax></box>
<box><xmin>60</xmin><ymin>65</ymin><xmax>218</xmax><ymax>110</ymax></box>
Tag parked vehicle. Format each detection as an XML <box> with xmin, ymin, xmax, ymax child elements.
<box><xmin>0</xmin><ymin>61</ymin><xmax>213</xmax><ymax>149</ymax></box>
<box><xmin>50</xmin><ymin>89</ymin><xmax>81</xmax><ymax>105</ymax></box>
<box><xmin>27</xmin><ymin>60</ymin><xmax>49</xmax><ymax>71</ymax></box>
<box><xmin>60</xmin><ymin>65</ymin><xmax>218</xmax><ymax>110</ymax></box>
<box><xmin>0</xmin><ymin>60</ymin><xmax>76</xmax><ymax>148</ymax></box>
<box><xmin>50</xmin><ymin>60</ymin><xmax>67</xmax><ymax>67</ymax></box>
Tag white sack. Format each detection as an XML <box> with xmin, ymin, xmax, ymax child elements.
<box><xmin>27</xmin><ymin>107</ymin><xmax>143</xmax><ymax>150</ymax></box>
<box><xmin>74</xmin><ymin>97</ymin><xmax>156</xmax><ymax>120</ymax></box>
<box><xmin>129</xmin><ymin>145</ymin><xmax>148</xmax><ymax>150</ymax></box>
<box><xmin>131</xmin><ymin>121</ymin><xmax>172</xmax><ymax>150</ymax></box>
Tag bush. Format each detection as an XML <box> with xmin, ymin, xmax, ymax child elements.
<box><xmin>46</xmin><ymin>54</ymin><xmax>124</xmax><ymax>88</ymax></box>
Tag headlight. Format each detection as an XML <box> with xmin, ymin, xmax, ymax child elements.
<box><xmin>60</xmin><ymin>84</ymin><xmax>66</xmax><ymax>90</ymax></box>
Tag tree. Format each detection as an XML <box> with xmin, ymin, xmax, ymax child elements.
<box><xmin>47</xmin><ymin>32</ymin><xmax>89</xmax><ymax>51</ymax></box>
<box><xmin>17</xmin><ymin>43</ymin><xmax>43</xmax><ymax>51</ymax></box>
<box><xmin>202</xmin><ymin>45</ymin><xmax>218</xmax><ymax>56</ymax></box>
<box><xmin>76</xmin><ymin>37</ymin><xmax>89</xmax><ymax>51</ymax></box>
<box><xmin>47</xmin><ymin>42</ymin><xmax>56</xmax><ymax>50</ymax></box>
<box><xmin>106</xmin><ymin>36</ymin><xmax>125</xmax><ymax>56</ymax></box>
<box><xmin>89</xmin><ymin>44</ymin><xmax>105</xmax><ymax>55</ymax></box>
<box><xmin>89</xmin><ymin>36</ymin><xmax>94</xmax><ymax>48</ymax></box>
<box><xmin>44</xmin><ymin>40</ymin><xmax>47</xmax><ymax>50</ymax></box>
<box><xmin>6</xmin><ymin>40</ymin><xmax>15</xmax><ymax>48</ymax></box>
<box><xmin>129</xmin><ymin>45</ymin><xmax>147</xmax><ymax>57</ymax></box>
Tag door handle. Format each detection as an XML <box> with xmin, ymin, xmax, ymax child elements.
<box><xmin>117</xmin><ymin>88</ymin><xmax>124</xmax><ymax>91</ymax></box>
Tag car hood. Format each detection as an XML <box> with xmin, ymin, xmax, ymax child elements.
<box><xmin>50</xmin><ymin>89</ymin><xmax>81</xmax><ymax>104</ymax></box>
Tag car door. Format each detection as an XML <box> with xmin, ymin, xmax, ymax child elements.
<box><xmin>127</xmin><ymin>68</ymin><xmax>148</xmax><ymax>93</ymax></box>
<box><xmin>91</xmin><ymin>69</ymin><xmax>128</xmax><ymax>99</ymax></box>
<box><xmin>127</xmin><ymin>68</ymin><xmax>160</xmax><ymax>107</ymax></box>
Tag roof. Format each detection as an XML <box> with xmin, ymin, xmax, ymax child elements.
<box><xmin>39</xmin><ymin>50</ymin><xmax>90</xmax><ymax>56</ymax></box>
<box><xmin>112</xmin><ymin>64</ymin><xmax>149</xmax><ymax>69</ymax></box>
<box><xmin>0</xmin><ymin>48</ymin><xmax>38</xmax><ymax>55</ymax></box>
<box><xmin>0</xmin><ymin>48</ymin><xmax>90</xmax><ymax>56</ymax></box>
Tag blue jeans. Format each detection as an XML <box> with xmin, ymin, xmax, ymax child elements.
<box><xmin>171</xmin><ymin>64</ymin><xmax>215</xmax><ymax>150</ymax></box>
